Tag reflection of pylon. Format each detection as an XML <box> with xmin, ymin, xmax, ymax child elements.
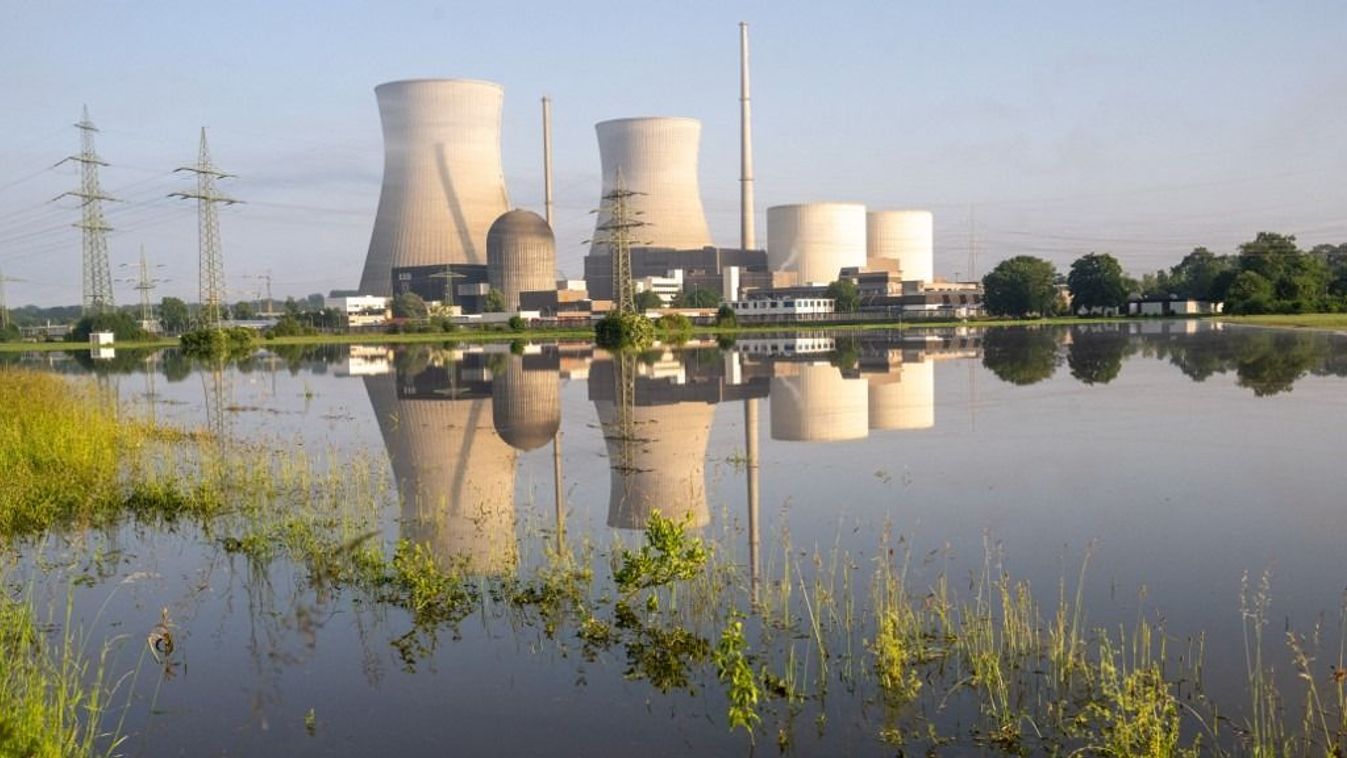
<box><xmin>58</xmin><ymin>106</ymin><xmax>118</xmax><ymax>315</ymax></box>
<box><xmin>589</xmin><ymin>172</ymin><xmax>647</xmax><ymax>314</ymax></box>
<box><xmin>612</xmin><ymin>351</ymin><xmax>639</xmax><ymax>473</ymax></box>
<box><xmin>171</xmin><ymin>129</ymin><xmax>238</xmax><ymax>329</ymax></box>
<box><xmin>203</xmin><ymin>361</ymin><xmax>231</xmax><ymax>442</ymax></box>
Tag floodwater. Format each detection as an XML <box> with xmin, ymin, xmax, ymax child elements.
<box><xmin>8</xmin><ymin>320</ymin><xmax>1347</xmax><ymax>755</ymax></box>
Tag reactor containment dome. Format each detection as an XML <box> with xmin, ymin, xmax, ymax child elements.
<box><xmin>360</xmin><ymin>79</ymin><xmax>511</xmax><ymax>296</ymax></box>
<box><xmin>590</xmin><ymin>117</ymin><xmax>714</xmax><ymax>254</ymax></box>
<box><xmin>867</xmin><ymin>210</ymin><xmax>934</xmax><ymax>285</ymax></box>
<box><xmin>487</xmin><ymin>209</ymin><xmax>556</xmax><ymax>313</ymax></box>
<box><xmin>767</xmin><ymin>203</ymin><xmax>867</xmax><ymax>285</ymax></box>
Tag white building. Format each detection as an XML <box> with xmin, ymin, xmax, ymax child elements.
<box><xmin>729</xmin><ymin>297</ymin><xmax>835</xmax><ymax>317</ymax></box>
<box><xmin>326</xmin><ymin>295</ymin><xmax>390</xmax><ymax>326</ymax></box>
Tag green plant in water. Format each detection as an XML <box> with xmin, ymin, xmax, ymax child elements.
<box><xmin>613</xmin><ymin>512</ymin><xmax>709</xmax><ymax>594</ymax></box>
<box><xmin>1088</xmin><ymin>634</ymin><xmax>1196</xmax><ymax>757</ymax></box>
<box><xmin>714</xmin><ymin>616</ymin><xmax>762</xmax><ymax>739</ymax></box>
<box><xmin>870</xmin><ymin>610</ymin><xmax>922</xmax><ymax>707</ymax></box>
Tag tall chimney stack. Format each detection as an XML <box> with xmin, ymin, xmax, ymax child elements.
<box><xmin>739</xmin><ymin>22</ymin><xmax>755</xmax><ymax>253</ymax></box>
<box><xmin>542</xmin><ymin>96</ymin><xmax>554</xmax><ymax>229</ymax></box>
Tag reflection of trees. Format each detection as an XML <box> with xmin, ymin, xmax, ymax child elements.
<box><xmin>1149</xmin><ymin>329</ymin><xmax>1331</xmax><ymax>396</ymax></box>
<box><xmin>981</xmin><ymin>327</ymin><xmax>1064</xmax><ymax>386</ymax></box>
<box><xmin>1066</xmin><ymin>327</ymin><xmax>1134</xmax><ymax>385</ymax></box>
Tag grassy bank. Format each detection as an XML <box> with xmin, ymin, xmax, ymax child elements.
<box><xmin>1219</xmin><ymin>313</ymin><xmax>1347</xmax><ymax>331</ymax></box>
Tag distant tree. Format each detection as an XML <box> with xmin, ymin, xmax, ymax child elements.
<box><xmin>634</xmin><ymin>290</ymin><xmax>664</xmax><ymax>311</ymax></box>
<box><xmin>1067</xmin><ymin>253</ymin><xmax>1129</xmax><ymax>315</ymax></box>
<box><xmin>825</xmin><ymin>279</ymin><xmax>860</xmax><ymax>313</ymax></box>
<box><xmin>305</xmin><ymin>293</ymin><xmax>325</xmax><ymax>310</ymax></box>
<box><xmin>714</xmin><ymin>304</ymin><xmax>737</xmax><ymax>328</ymax></box>
<box><xmin>1231</xmin><ymin>232</ymin><xmax>1329</xmax><ymax>313</ymax></box>
<box><xmin>69</xmin><ymin>310</ymin><xmax>145</xmax><ymax>342</ymax></box>
<box><xmin>391</xmin><ymin>292</ymin><xmax>429</xmax><ymax>319</ymax></box>
<box><xmin>0</xmin><ymin>323</ymin><xmax>19</xmax><ymax>342</ymax></box>
<box><xmin>675</xmin><ymin>287</ymin><xmax>720</xmax><ymax>308</ymax></box>
<box><xmin>233</xmin><ymin>301</ymin><xmax>256</xmax><ymax>320</ymax></box>
<box><xmin>1224</xmin><ymin>271</ymin><xmax>1274</xmax><ymax>314</ymax></box>
<box><xmin>982</xmin><ymin>256</ymin><xmax>1059</xmax><ymax>317</ymax></box>
<box><xmin>158</xmin><ymin>297</ymin><xmax>190</xmax><ymax>334</ymax></box>
<box><xmin>981</xmin><ymin>327</ymin><xmax>1063</xmax><ymax>385</ymax></box>
<box><xmin>284</xmin><ymin>297</ymin><xmax>301</xmax><ymax>317</ymax></box>
<box><xmin>1169</xmin><ymin>247</ymin><xmax>1235</xmax><ymax>301</ymax></box>
<box><xmin>1138</xmin><ymin>270</ymin><xmax>1173</xmax><ymax>298</ymax></box>
<box><xmin>483</xmin><ymin>288</ymin><xmax>507</xmax><ymax>313</ymax></box>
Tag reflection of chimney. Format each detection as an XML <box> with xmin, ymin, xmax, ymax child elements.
<box><xmin>770</xmin><ymin>362</ymin><xmax>869</xmax><ymax>441</ymax></box>
<box><xmin>744</xmin><ymin>397</ymin><xmax>760</xmax><ymax>603</ymax></box>
<box><xmin>868</xmin><ymin>358</ymin><xmax>935</xmax><ymax>431</ymax></box>
<box><xmin>596</xmin><ymin>399</ymin><xmax>715</xmax><ymax>530</ymax></box>
<box><xmin>365</xmin><ymin>373</ymin><xmax>518</xmax><ymax>574</ymax></box>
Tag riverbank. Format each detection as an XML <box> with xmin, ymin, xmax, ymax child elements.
<box><xmin>1217</xmin><ymin>313</ymin><xmax>1347</xmax><ymax>332</ymax></box>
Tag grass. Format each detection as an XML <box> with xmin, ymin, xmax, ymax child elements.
<box><xmin>1219</xmin><ymin>313</ymin><xmax>1347</xmax><ymax>331</ymax></box>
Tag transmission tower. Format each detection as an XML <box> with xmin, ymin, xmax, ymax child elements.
<box><xmin>170</xmin><ymin>128</ymin><xmax>238</xmax><ymax>329</ymax></box>
<box><xmin>0</xmin><ymin>266</ymin><xmax>25</xmax><ymax>330</ymax></box>
<box><xmin>589</xmin><ymin>173</ymin><xmax>648</xmax><ymax>314</ymax></box>
<box><xmin>117</xmin><ymin>247</ymin><xmax>168</xmax><ymax>325</ymax></box>
<box><xmin>58</xmin><ymin>106</ymin><xmax>118</xmax><ymax>315</ymax></box>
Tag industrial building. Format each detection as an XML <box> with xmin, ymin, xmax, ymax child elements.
<box><xmin>360</xmin><ymin>79</ymin><xmax>511</xmax><ymax>297</ymax></box>
<box><xmin>486</xmin><ymin>209</ymin><xmax>555</xmax><ymax>313</ymax></box>
<box><xmin>867</xmin><ymin>210</ymin><xmax>934</xmax><ymax>286</ymax></box>
<box><xmin>583</xmin><ymin>245</ymin><xmax>771</xmax><ymax>303</ymax></box>
<box><xmin>766</xmin><ymin>203</ymin><xmax>868</xmax><ymax>286</ymax></box>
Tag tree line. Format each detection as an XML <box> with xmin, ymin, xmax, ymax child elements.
<box><xmin>981</xmin><ymin>232</ymin><xmax>1347</xmax><ymax>317</ymax></box>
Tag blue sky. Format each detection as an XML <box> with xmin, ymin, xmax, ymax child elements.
<box><xmin>1</xmin><ymin>0</ymin><xmax>1343</xmax><ymax>306</ymax></box>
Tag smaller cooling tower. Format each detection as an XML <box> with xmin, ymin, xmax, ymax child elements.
<box><xmin>767</xmin><ymin>203</ymin><xmax>867</xmax><ymax>285</ymax></box>
<box><xmin>867</xmin><ymin>210</ymin><xmax>933</xmax><ymax>284</ymax></box>
<box><xmin>770</xmin><ymin>362</ymin><xmax>869</xmax><ymax>442</ymax></box>
<box><xmin>487</xmin><ymin>209</ymin><xmax>555</xmax><ymax>312</ymax></box>
<box><xmin>868</xmin><ymin>358</ymin><xmax>935</xmax><ymax>431</ymax></box>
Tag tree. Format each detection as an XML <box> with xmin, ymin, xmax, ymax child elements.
<box><xmin>233</xmin><ymin>301</ymin><xmax>256</xmax><ymax>320</ymax></box>
<box><xmin>1224</xmin><ymin>271</ymin><xmax>1274</xmax><ymax>314</ymax></box>
<box><xmin>675</xmin><ymin>287</ymin><xmax>720</xmax><ymax>308</ymax></box>
<box><xmin>982</xmin><ymin>256</ymin><xmax>1059</xmax><ymax>317</ymax></box>
<box><xmin>483</xmin><ymin>288</ymin><xmax>506</xmax><ymax>313</ymax></box>
<box><xmin>1232</xmin><ymin>232</ymin><xmax>1328</xmax><ymax>313</ymax></box>
<box><xmin>391</xmin><ymin>292</ymin><xmax>428</xmax><ymax>319</ymax></box>
<box><xmin>69</xmin><ymin>310</ymin><xmax>145</xmax><ymax>342</ymax></box>
<box><xmin>825</xmin><ymin>279</ymin><xmax>860</xmax><ymax>313</ymax></box>
<box><xmin>1169</xmin><ymin>247</ymin><xmax>1234</xmax><ymax>301</ymax></box>
<box><xmin>634</xmin><ymin>289</ymin><xmax>664</xmax><ymax>311</ymax></box>
<box><xmin>159</xmin><ymin>297</ymin><xmax>190</xmax><ymax>334</ymax></box>
<box><xmin>715</xmin><ymin>304</ymin><xmax>737</xmax><ymax>328</ymax></box>
<box><xmin>1067</xmin><ymin>253</ymin><xmax>1129</xmax><ymax>315</ymax></box>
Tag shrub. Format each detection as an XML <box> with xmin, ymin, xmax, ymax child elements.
<box><xmin>595</xmin><ymin>312</ymin><xmax>654</xmax><ymax>350</ymax></box>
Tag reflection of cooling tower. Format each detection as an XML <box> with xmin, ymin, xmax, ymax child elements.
<box><xmin>491</xmin><ymin>354</ymin><xmax>561</xmax><ymax>452</ymax></box>
<box><xmin>360</xmin><ymin>79</ymin><xmax>511</xmax><ymax>296</ymax></box>
<box><xmin>867</xmin><ymin>210</ymin><xmax>933</xmax><ymax>284</ymax></box>
<box><xmin>365</xmin><ymin>374</ymin><xmax>518</xmax><ymax>574</ymax></box>
<box><xmin>767</xmin><ymin>203</ymin><xmax>867</xmax><ymax>285</ymax></box>
<box><xmin>868</xmin><ymin>359</ymin><xmax>935</xmax><ymax>430</ymax></box>
<box><xmin>487</xmin><ymin>210</ymin><xmax>555</xmax><ymax>312</ymax></box>
<box><xmin>770</xmin><ymin>362</ymin><xmax>869</xmax><ymax>441</ymax></box>
<box><xmin>595</xmin><ymin>400</ymin><xmax>714</xmax><ymax>530</ymax></box>
<box><xmin>590</xmin><ymin>118</ymin><xmax>713</xmax><ymax>254</ymax></box>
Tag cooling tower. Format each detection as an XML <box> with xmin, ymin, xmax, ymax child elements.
<box><xmin>360</xmin><ymin>79</ymin><xmax>511</xmax><ymax>296</ymax></box>
<box><xmin>767</xmin><ymin>203</ymin><xmax>867</xmax><ymax>285</ymax></box>
<box><xmin>590</xmin><ymin>117</ymin><xmax>713</xmax><ymax>254</ymax></box>
<box><xmin>770</xmin><ymin>362</ymin><xmax>869</xmax><ymax>442</ymax></box>
<box><xmin>487</xmin><ymin>209</ymin><xmax>555</xmax><ymax>312</ymax></box>
<box><xmin>491</xmin><ymin>353</ymin><xmax>561</xmax><ymax>452</ymax></box>
<box><xmin>867</xmin><ymin>210</ymin><xmax>934</xmax><ymax>284</ymax></box>
<box><xmin>868</xmin><ymin>358</ymin><xmax>935</xmax><ymax>431</ymax></box>
<box><xmin>365</xmin><ymin>372</ymin><xmax>519</xmax><ymax>574</ymax></box>
<box><xmin>594</xmin><ymin>398</ymin><xmax>714</xmax><ymax>530</ymax></box>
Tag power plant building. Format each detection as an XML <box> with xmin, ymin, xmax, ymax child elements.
<box><xmin>487</xmin><ymin>209</ymin><xmax>555</xmax><ymax>313</ymax></box>
<box><xmin>360</xmin><ymin>79</ymin><xmax>511</xmax><ymax>297</ymax></box>
<box><xmin>766</xmin><ymin>203</ymin><xmax>867</xmax><ymax>286</ymax></box>
<box><xmin>867</xmin><ymin>210</ymin><xmax>934</xmax><ymax>285</ymax></box>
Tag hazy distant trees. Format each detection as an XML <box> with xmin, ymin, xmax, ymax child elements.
<box><xmin>483</xmin><ymin>288</ymin><xmax>506</xmax><ymax>313</ymax></box>
<box><xmin>233</xmin><ymin>301</ymin><xmax>256</xmax><ymax>320</ymax></box>
<box><xmin>673</xmin><ymin>287</ymin><xmax>720</xmax><ymax>309</ymax></box>
<box><xmin>1223</xmin><ymin>233</ymin><xmax>1330</xmax><ymax>314</ymax></box>
<box><xmin>1067</xmin><ymin>253</ymin><xmax>1129</xmax><ymax>314</ymax></box>
<box><xmin>158</xmin><ymin>297</ymin><xmax>190</xmax><ymax>333</ymax></box>
<box><xmin>982</xmin><ymin>256</ymin><xmax>1060</xmax><ymax>317</ymax></box>
<box><xmin>825</xmin><ymin>279</ymin><xmax>860</xmax><ymax>313</ymax></box>
<box><xmin>634</xmin><ymin>290</ymin><xmax>663</xmax><ymax>311</ymax></box>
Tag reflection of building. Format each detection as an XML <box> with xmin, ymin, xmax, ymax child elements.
<box><xmin>866</xmin><ymin>356</ymin><xmax>935</xmax><ymax>431</ymax></box>
<box><xmin>769</xmin><ymin>362</ymin><xmax>869</xmax><ymax>442</ymax></box>
<box><xmin>491</xmin><ymin>351</ymin><xmax>561</xmax><ymax>451</ymax></box>
<box><xmin>360</xmin><ymin>79</ymin><xmax>510</xmax><ymax>296</ymax></box>
<box><xmin>364</xmin><ymin>358</ymin><xmax>518</xmax><ymax>574</ymax></box>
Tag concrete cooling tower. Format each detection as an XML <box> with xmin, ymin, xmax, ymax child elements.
<box><xmin>594</xmin><ymin>399</ymin><xmax>715</xmax><ymax>531</ymax></box>
<box><xmin>491</xmin><ymin>353</ymin><xmax>561</xmax><ymax>452</ymax></box>
<box><xmin>767</xmin><ymin>203</ymin><xmax>867</xmax><ymax>285</ymax></box>
<box><xmin>487</xmin><ymin>209</ymin><xmax>555</xmax><ymax>312</ymax></box>
<box><xmin>590</xmin><ymin>117</ymin><xmax>713</xmax><ymax>254</ymax></box>
<box><xmin>770</xmin><ymin>362</ymin><xmax>869</xmax><ymax>442</ymax></box>
<box><xmin>360</xmin><ymin>79</ymin><xmax>511</xmax><ymax>296</ymax></box>
<box><xmin>868</xmin><ymin>358</ymin><xmax>935</xmax><ymax>431</ymax></box>
<box><xmin>365</xmin><ymin>373</ymin><xmax>519</xmax><ymax>574</ymax></box>
<box><xmin>867</xmin><ymin>210</ymin><xmax>934</xmax><ymax>284</ymax></box>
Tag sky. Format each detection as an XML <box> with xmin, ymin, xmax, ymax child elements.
<box><xmin>1</xmin><ymin>0</ymin><xmax>1344</xmax><ymax>307</ymax></box>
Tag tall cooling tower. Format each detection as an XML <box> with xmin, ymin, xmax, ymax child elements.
<box><xmin>590</xmin><ymin>117</ymin><xmax>713</xmax><ymax>254</ymax></box>
<box><xmin>767</xmin><ymin>203</ymin><xmax>867</xmax><ymax>285</ymax></box>
<box><xmin>868</xmin><ymin>358</ymin><xmax>935</xmax><ymax>431</ymax></box>
<box><xmin>360</xmin><ymin>79</ymin><xmax>511</xmax><ymax>296</ymax></box>
<box><xmin>867</xmin><ymin>210</ymin><xmax>934</xmax><ymax>284</ymax></box>
<box><xmin>770</xmin><ymin>362</ymin><xmax>869</xmax><ymax>442</ymax></box>
<box><xmin>364</xmin><ymin>373</ymin><xmax>519</xmax><ymax>574</ymax></box>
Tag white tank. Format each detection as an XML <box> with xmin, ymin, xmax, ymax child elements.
<box><xmin>867</xmin><ymin>210</ymin><xmax>933</xmax><ymax>284</ymax></box>
<box><xmin>591</xmin><ymin>117</ymin><xmax>713</xmax><ymax>254</ymax></box>
<box><xmin>767</xmin><ymin>203</ymin><xmax>867</xmax><ymax>285</ymax></box>
<box><xmin>770</xmin><ymin>362</ymin><xmax>869</xmax><ymax>442</ymax></box>
<box><xmin>868</xmin><ymin>358</ymin><xmax>935</xmax><ymax>430</ymax></box>
<box><xmin>360</xmin><ymin>79</ymin><xmax>511</xmax><ymax>296</ymax></box>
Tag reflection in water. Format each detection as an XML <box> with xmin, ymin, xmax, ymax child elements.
<box><xmin>491</xmin><ymin>351</ymin><xmax>561</xmax><ymax>451</ymax></box>
<box><xmin>981</xmin><ymin>327</ymin><xmax>1064</xmax><ymax>385</ymax></box>
<box><xmin>867</xmin><ymin>355</ymin><xmax>935</xmax><ymax>431</ymax></box>
<box><xmin>365</xmin><ymin>354</ymin><xmax>519</xmax><ymax>574</ymax></box>
<box><xmin>1066</xmin><ymin>326</ymin><xmax>1134</xmax><ymax>385</ymax></box>
<box><xmin>770</xmin><ymin>362</ymin><xmax>869</xmax><ymax>441</ymax></box>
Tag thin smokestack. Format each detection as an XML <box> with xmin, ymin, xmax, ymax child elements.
<box><xmin>542</xmin><ymin>96</ymin><xmax>554</xmax><ymax>229</ymax></box>
<box><xmin>739</xmin><ymin>21</ymin><xmax>755</xmax><ymax>253</ymax></box>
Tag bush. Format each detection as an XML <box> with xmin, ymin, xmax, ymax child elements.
<box><xmin>68</xmin><ymin>311</ymin><xmax>145</xmax><ymax>342</ymax></box>
<box><xmin>656</xmin><ymin>313</ymin><xmax>692</xmax><ymax>344</ymax></box>
<box><xmin>180</xmin><ymin>326</ymin><xmax>257</xmax><ymax>359</ymax></box>
<box><xmin>715</xmin><ymin>304</ymin><xmax>738</xmax><ymax>328</ymax></box>
<box><xmin>595</xmin><ymin>312</ymin><xmax>654</xmax><ymax>350</ymax></box>
<box><xmin>265</xmin><ymin>314</ymin><xmax>316</xmax><ymax>338</ymax></box>
<box><xmin>508</xmin><ymin>315</ymin><xmax>526</xmax><ymax>331</ymax></box>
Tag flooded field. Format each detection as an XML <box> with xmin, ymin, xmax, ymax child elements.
<box><xmin>4</xmin><ymin>321</ymin><xmax>1347</xmax><ymax>755</ymax></box>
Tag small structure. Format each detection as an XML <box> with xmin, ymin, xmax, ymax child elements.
<box><xmin>89</xmin><ymin>331</ymin><xmax>115</xmax><ymax>347</ymax></box>
<box><xmin>1127</xmin><ymin>298</ymin><xmax>1223</xmax><ymax>316</ymax></box>
<box><xmin>326</xmin><ymin>295</ymin><xmax>390</xmax><ymax>327</ymax></box>
<box><xmin>729</xmin><ymin>297</ymin><xmax>835</xmax><ymax>318</ymax></box>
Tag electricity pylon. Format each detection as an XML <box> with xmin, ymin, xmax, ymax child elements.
<box><xmin>58</xmin><ymin>106</ymin><xmax>117</xmax><ymax>315</ymax></box>
<box><xmin>171</xmin><ymin>128</ymin><xmax>238</xmax><ymax>329</ymax></box>
<box><xmin>117</xmin><ymin>247</ymin><xmax>168</xmax><ymax>325</ymax></box>
<box><xmin>243</xmin><ymin>271</ymin><xmax>273</xmax><ymax>316</ymax></box>
<box><xmin>588</xmin><ymin>172</ymin><xmax>648</xmax><ymax>314</ymax></box>
<box><xmin>0</xmin><ymin>266</ymin><xmax>25</xmax><ymax>330</ymax></box>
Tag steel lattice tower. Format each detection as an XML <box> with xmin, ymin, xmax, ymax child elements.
<box><xmin>59</xmin><ymin>106</ymin><xmax>117</xmax><ymax>315</ymax></box>
<box><xmin>590</xmin><ymin>173</ymin><xmax>647</xmax><ymax>314</ymax></box>
<box><xmin>171</xmin><ymin>129</ymin><xmax>237</xmax><ymax>328</ymax></box>
<box><xmin>117</xmin><ymin>247</ymin><xmax>168</xmax><ymax>325</ymax></box>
